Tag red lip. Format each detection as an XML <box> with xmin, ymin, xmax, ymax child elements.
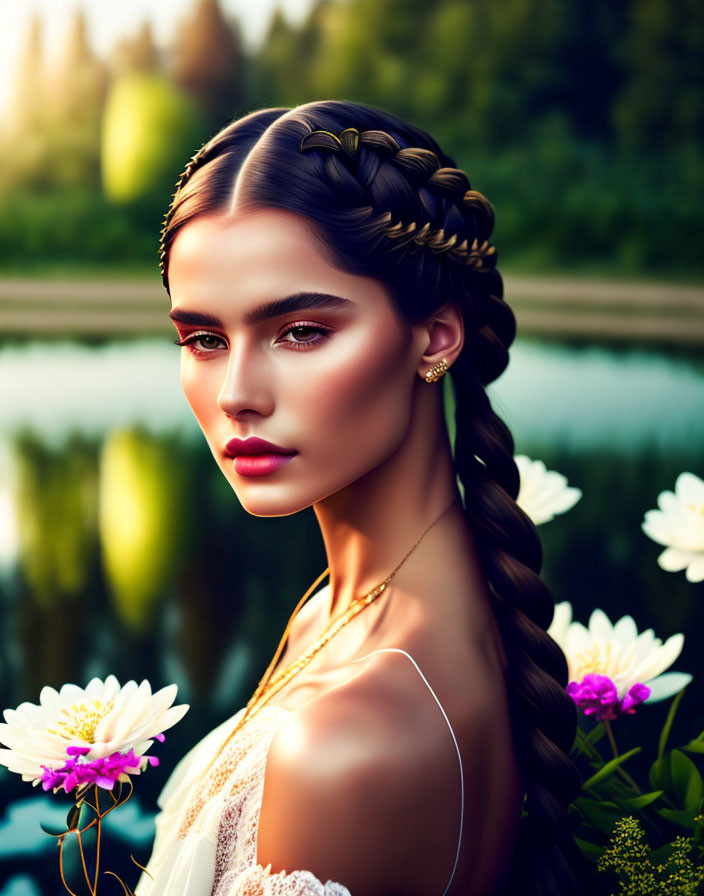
<box><xmin>225</xmin><ymin>437</ymin><xmax>296</xmax><ymax>457</ymax></box>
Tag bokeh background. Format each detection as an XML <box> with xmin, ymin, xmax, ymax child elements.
<box><xmin>0</xmin><ymin>1</ymin><xmax>702</xmax><ymax>893</ymax></box>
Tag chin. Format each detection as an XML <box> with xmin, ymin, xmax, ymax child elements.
<box><xmin>227</xmin><ymin>480</ymin><xmax>316</xmax><ymax>518</ymax></box>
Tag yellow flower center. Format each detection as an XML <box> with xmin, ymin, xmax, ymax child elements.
<box><xmin>570</xmin><ymin>642</ymin><xmax>616</xmax><ymax>682</ymax></box>
<box><xmin>51</xmin><ymin>699</ymin><xmax>114</xmax><ymax>743</ymax></box>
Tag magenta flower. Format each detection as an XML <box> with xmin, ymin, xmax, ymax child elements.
<box><xmin>40</xmin><ymin>738</ymin><xmax>164</xmax><ymax>794</ymax></box>
<box><xmin>566</xmin><ymin>674</ymin><xmax>651</xmax><ymax>722</ymax></box>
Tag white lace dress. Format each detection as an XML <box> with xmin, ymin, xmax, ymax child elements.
<box><xmin>135</xmin><ymin>648</ymin><xmax>464</xmax><ymax>896</ymax></box>
<box><xmin>134</xmin><ymin>703</ymin><xmax>352</xmax><ymax>896</ymax></box>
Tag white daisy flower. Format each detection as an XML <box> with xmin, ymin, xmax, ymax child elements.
<box><xmin>547</xmin><ymin>601</ymin><xmax>691</xmax><ymax>721</ymax></box>
<box><xmin>642</xmin><ymin>471</ymin><xmax>704</xmax><ymax>583</ymax></box>
<box><xmin>515</xmin><ymin>455</ymin><xmax>582</xmax><ymax>525</ymax></box>
<box><xmin>0</xmin><ymin>675</ymin><xmax>188</xmax><ymax>792</ymax></box>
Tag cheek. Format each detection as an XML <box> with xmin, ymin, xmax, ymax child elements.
<box><xmin>296</xmin><ymin>337</ymin><xmax>414</xmax><ymax>462</ymax></box>
<box><xmin>180</xmin><ymin>358</ymin><xmax>220</xmax><ymax>433</ymax></box>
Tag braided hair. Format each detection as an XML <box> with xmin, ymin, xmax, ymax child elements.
<box><xmin>161</xmin><ymin>100</ymin><xmax>591</xmax><ymax>896</ymax></box>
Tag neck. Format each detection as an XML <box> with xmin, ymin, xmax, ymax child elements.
<box><xmin>312</xmin><ymin>383</ymin><xmax>462</xmax><ymax>624</ymax></box>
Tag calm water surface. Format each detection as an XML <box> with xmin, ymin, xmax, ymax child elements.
<box><xmin>1</xmin><ymin>336</ymin><xmax>702</xmax><ymax>449</ymax></box>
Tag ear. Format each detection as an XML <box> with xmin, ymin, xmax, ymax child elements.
<box><xmin>415</xmin><ymin>302</ymin><xmax>464</xmax><ymax>381</ymax></box>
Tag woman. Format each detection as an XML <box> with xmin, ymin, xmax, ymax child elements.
<box><xmin>135</xmin><ymin>100</ymin><xmax>588</xmax><ymax>896</ymax></box>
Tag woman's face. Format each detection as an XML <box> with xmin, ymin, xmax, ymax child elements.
<box><xmin>167</xmin><ymin>207</ymin><xmax>428</xmax><ymax>517</ymax></box>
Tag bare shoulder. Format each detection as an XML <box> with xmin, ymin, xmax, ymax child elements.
<box><xmin>257</xmin><ymin>649</ymin><xmax>508</xmax><ymax>896</ymax></box>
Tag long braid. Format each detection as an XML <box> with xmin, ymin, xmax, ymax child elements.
<box><xmin>452</xmin><ymin>344</ymin><xmax>589</xmax><ymax>895</ymax></box>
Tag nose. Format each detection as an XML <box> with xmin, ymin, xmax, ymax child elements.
<box><xmin>217</xmin><ymin>340</ymin><xmax>274</xmax><ymax>419</ymax></box>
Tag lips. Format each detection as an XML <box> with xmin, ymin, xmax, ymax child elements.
<box><xmin>224</xmin><ymin>437</ymin><xmax>297</xmax><ymax>478</ymax></box>
<box><xmin>224</xmin><ymin>437</ymin><xmax>296</xmax><ymax>457</ymax></box>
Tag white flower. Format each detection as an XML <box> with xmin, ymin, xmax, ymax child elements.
<box><xmin>0</xmin><ymin>675</ymin><xmax>188</xmax><ymax>788</ymax></box>
<box><xmin>642</xmin><ymin>471</ymin><xmax>704</xmax><ymax>583</ymax></box>
<box><xmin>514</xmin><ymin>455</ymin><xmax>582</xmax><ymax>525</ymax></box>
<box><xmin>547</xmin><ymin>601</ymin><xmax>691</xmax><ymax>715</ymax></box>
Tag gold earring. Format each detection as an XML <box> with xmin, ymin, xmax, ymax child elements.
<box><xmin>425</xmin><ymin>358</ymin><xmax>448</xmax><ymax>383</ymax></box>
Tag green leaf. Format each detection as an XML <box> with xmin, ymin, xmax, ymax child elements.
<box><xmin>614</xmin><ymin>790</ymin><xmax>664</xmax><ymax>810</ymax></box>
<box><xmin>40</xmin><ymin>821</ymin><xmax>67</xmax><ymax>837</ymax></box>
<box><xmin>573</xmin><ymin>836</ymin><xmax>604</xmax><ymax>860</ymax></box>
<box><xmin>584</xmin><ymin>722</ymin><xmax>606</xmax><ymax>747</ymax></box>
<box><xmin>655</xmin><ymin>806</ymin><xmax>700</xmax><ymax>829</ymax></box>
<box><xmin>573</xmin><ymin>797</ymin><xmax>621</xmax><ymax>836</ymax></box>
<box><xmin>650</xmin><ymin>841</ymin><xmax>679</xmax><ymax>865</ymax></box>
<box><xmin>682</xmin><ymin>739</ymin><xmax>704</xmax><ymax>754</ymax></box>
<box><xmin>66</xmin><ymin>804</ymin><xmax>81</xmax><ymax>831</ymax></box>
<box><xmin>649</xmin><ymin>755</ymin><xmax>670</xmax><ymax>792</ymax></box>
<box><xmin>658</xmin><ymin>687</ymin><xmax>685</xmax><ymax>760</ymax></box>
<box><xmin>582</xmin><ymin>746</ymin><xmax>641</xmax><ymax>790</ymax></box>
<box><xmin>669</xmin><ymin>749</ymin><xmax>704</xmax><ymax>811</ymax></box>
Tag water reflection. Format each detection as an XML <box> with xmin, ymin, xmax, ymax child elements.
<box><xmin>0</xmin><ymin>336</ymin><xmax>702</xmax><ymax>891</ymax></box>
<box><xmin>493</xmin><ymin>339</ymin><xmax>704</xmax><ymax>453</ymax></box>
<box><xmin>1</xmin><ymin>337</ymin><xmax>702</xmax><ymax>448</ymax></box>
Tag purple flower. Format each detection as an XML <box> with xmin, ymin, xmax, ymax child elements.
<box><xmin>40</xmin><ymin>745</ymin><xmax>161</xmax><ymax>795</ymax></box>
<box><xmin>566</xmin><ymin>673</ymin><xmax>651</xmax><ymax>721</ymax></box>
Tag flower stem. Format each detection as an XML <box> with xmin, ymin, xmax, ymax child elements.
<box><xmin>93</xmin><ymin>785</ymin><xmax>101</xmax><ymax>896</ymax></box>
<box><xmin>75</xmin><ymin>827</ymin><xmax>95</xmax><ymax>896</ymax></box>
<box><xmin>604</xmin><ymin>720</ymin><xmax>641</xmax><ymax>793</ymax></box>
<box><xmin>604</xmin><ymin>719</ymin><xmax>619</xmax><ymax>757</ymax></box>
<box><xmin>58</xmin><ymin>837</ymin><xmax>81</xmax><ymax>896</ymax></box>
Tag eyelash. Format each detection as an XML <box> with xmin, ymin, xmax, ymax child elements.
<box><xmin>173</xmin><ymin>322</ymin><xmax>331</xmax><ymax>355</ymax></box>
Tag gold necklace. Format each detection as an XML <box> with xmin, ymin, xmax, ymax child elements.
<box><xmin>205</xmin><ymin>500</ymin><xmax>458</xmax><ymax>779</ymax></box>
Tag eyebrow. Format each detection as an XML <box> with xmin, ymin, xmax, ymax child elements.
<box><xmin>168</xmin><ymin>292</ymin><xmax>354</xmax><ymax>328</ymax></box>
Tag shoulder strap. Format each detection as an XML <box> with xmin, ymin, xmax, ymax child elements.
<box><xmin>352</xmin><ymin>647</ymin><xmax>464</xmax><ymax>896</ymax></box>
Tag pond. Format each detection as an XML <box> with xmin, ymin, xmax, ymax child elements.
<box><xmin>1</xmin><ymin>336</ymin><xmax>703</xmax><ymax>450</ymax></box>
<box><xmin>0</xmin><ymin>335</ymin><xmax>702</xmax><ymax>894</ymax></box>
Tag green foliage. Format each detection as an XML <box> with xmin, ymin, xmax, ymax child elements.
<box><xmin>567</xmin><ymin>681</ymin><xmax>704</xmax><ymax>890</ymax></box>
<box><xmin>0</xmin><ymin>188</ymin><xmax>158</xmax><ymax>265</ymax></box>
<box><xmin>597</xmin><ymin>815</ymin><xmax>704</xmax><ymax>895</ymax></box>
<box><xmin>0</xmin><ymin>0</ymin><xmax>702</xmax><ymax>272</ymax></box>
<box><xmin>613</xmin><ymin>0</ymin><xmax>704</xmax><ymax>150</ymax></box>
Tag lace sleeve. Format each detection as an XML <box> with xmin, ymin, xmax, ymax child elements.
<box><xmin>219</xmin><ymin>862</ymin><xmax>352</xmax><ymax>896</ymax></box>
<box><xmin>136</xmin><ymin>707</ymin><xmax>354</xmax><ymax>896</ymax></box>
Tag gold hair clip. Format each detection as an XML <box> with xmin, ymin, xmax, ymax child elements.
<box><xmin>380</xmin><ymin>215</ymin><xmax>495</xmax><ymax>271</ymax></box>
<box><xmin>301</xmin><ymin>127</ymin><xmax>360</xmax><ymax>159</ymax></box>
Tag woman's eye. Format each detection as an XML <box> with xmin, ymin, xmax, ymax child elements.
<box><xmin>278</xmin><ymin>323</ymin><xmax>329</xmax><ymax>348</ymax></box>
<box><xmin>174</xmin><ymin>332</ymin><xmax>226</xmax><ymax>354</ymax></box>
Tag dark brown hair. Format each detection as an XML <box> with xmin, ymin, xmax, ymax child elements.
<box><xmin>161</xmin><ymin>100</ymin><xmax>590</xmax><ymax>896</ymax></box>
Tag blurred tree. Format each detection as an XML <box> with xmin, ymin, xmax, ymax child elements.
<box><xmin>1</xmin><ymin>9</ymin><xmax>107</xmax><ymax>190</ymax></box>
<box><xmin>416</xmin><ymin>0</ymin><xmax>627</xmax><ymax>152</ymax></box>
<box><xmin>48</xmin><ymin>10</ymin><xmax>108</xmax><ymax>128</ymax></box>
<box><xmin>254</xmin><ymin>8</ymin><xmax>305</xmax><ymax>105</ymax></box>
<box><xmin>613</xmin><ymin>0</ymin><xmax>704</xmax><ymax>150</ymax></box>
<box><xmin>45</xmin><ymin>9</ymin><xmax>109</xmax><ymax>187</ymax></box>
<box><xmin>111</xmin><ymin>21</ymin><xmax>161</xmax><ymax>75</ymax></box>
<box><xmin>254</xmin><ymin>1</ymin><xmax>336</xmax><ymax>107</ymax></box>
<box><xmin>171</xmin><ymin>0</ymin><xmax>246</xmax><ymax>129</ymax></box>
<box><xmin>0</xmin><ymin>15</ymin><xmax>53</xmax><ymax>190</ymax></box>
<box><xmin>309</xmin><ymin>0</ymin><xmax>430</xmax><ymax>119</ymax></box>
<box><xmin>8</xmin><ymin>14</ymin><xmax>45</xmax><ymax>137</ymax></box>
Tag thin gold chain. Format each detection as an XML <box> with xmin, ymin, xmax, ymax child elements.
<box><xmin>200</xmin><ymin>500</ymin><xmax>458</xmax><ymax>784</ymax></box>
